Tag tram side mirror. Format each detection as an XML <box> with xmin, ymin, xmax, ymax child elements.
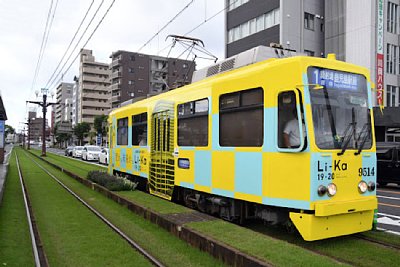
<box><xmin>311</xmin><ymin>84</ymin><xmax>324</xmax><ymax>90</ymax></box>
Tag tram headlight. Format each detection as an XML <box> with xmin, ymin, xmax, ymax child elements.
<box><xmin>317</xmin><ymin>185</ymin><xmax>327</xmax><ymax>196</ymax></box>
<box><xmin>358</xmin><ymin>181</ymin><xmax>368</xmax><ymax>193</ymax></box>
<box><xmin>327</xmin><ymin>183</ymin><xmax>337</xmax><ymax>197</ymax></box>
<box><xmin>367</xmin><ymin>181</ymin><xmax>376</xmax><ymax>192</ymax></box>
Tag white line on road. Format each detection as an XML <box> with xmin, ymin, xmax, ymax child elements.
<box><xmin>377</xmin><ymin>195</ymin><xmax>400</xmax><ymax>201</ymax></box>
<box><xmin>376</xmin><ymin>227</ymin><xmax>400</xmax><ymax>236</ymax></box>
<box><xmin>377</xmin><ymin>213</ymin><xmax>400</xmax><ymax>220</ymax></box>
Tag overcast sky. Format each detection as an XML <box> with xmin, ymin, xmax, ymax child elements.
<box><xmin>0</xmin><ymin>0</ymin><xmax>225</xmax><ymax>131</ymax></box>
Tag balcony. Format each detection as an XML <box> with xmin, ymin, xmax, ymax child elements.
<box><xmin>111</xmin><ymin>59</ymin><xmax>121</xmax><ymax>68</ymax></box>
<box><xmin>82</xmin><ymin>75</ymin><xmax>108</xmax><ymax>83</ymax></box>
<box><xmin>110</xmin><ymin>83</ymin><xmax>121</xmax><ymax>91</ymax></box>
<box><xmin>82</xmin><ymin>109</ymin><xmax>108</xmax><ymax>116</ymax></box>
<box><xmin>81</xmin><ymin>100</ymin><xmax>108</xmax><ymax>108</ymax></box>
<box><xmin>111</xmin><ymin>95</ymin><xmax>120</xmax><ymax>104</ymax></box>
<box><xmin>110</xmin><ymin>71</ymin><xmax>122</xmax><ymax>80</ymax></box>
<box><xmin>82</xmin><ymin>92</ymin><xmax>109</xmax><ymax>100</ymax></box>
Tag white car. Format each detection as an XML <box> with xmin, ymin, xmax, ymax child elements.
<box><xmin>82</xmin><ymin>146</ymin><xmax>101</xmax><ymax>161</ymax></box>
<box><xmin>72</xmin><ymin>146</ymin><xmax>84</xmax><ymax>158</ymax></box>
<box><xmin>98</xmin><ymin>148</ymin><xmax>109</xmax><ymax>165</ymax></box>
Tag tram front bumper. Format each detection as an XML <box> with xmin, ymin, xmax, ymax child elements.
<box><xmin>290</xmin><ymin>198</ymin><xmax>377</xmax><ymax>241</ymax></box>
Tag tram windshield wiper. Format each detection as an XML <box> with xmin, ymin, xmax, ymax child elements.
<box><xmin>354</xmin><ymin>123</ymin><xmax>371</xmax><ymax>155</ymax></box>
<box><xmin>337</xmin><ymin>108</ymin><xmax>356</xmax><ymax>156</ymax></box>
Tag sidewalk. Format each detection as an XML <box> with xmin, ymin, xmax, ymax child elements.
<box><xmin>0</xmin><ymin>145</ymin><xmax>12</xmax><ymax>205</ymax></box>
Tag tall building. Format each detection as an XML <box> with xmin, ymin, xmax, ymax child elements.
<box><xmin>225</xmin><ymin>0</ymin><xmax>324</xmax><ymax>58</ymax></box>
<box><xmin>109</xmin><ymin>50</ymin><xmax>195</xmax><ymax>108</ymax></box>
<box><xmin>71</xmin><ymin>76</ymin><xmax>79</xmax><ymax>127</ymax></box>
<box><xmin>225</xmin><ymin>0</ymin><xmax>400</xmax><ymax>142</ymax></box>
<box><xmin>78</xmin><ymin>49</ymin><xmax>111</xmax><ymax>127</ymax></box>
<box><xmin>55</xmin><ymin>82</ymin><xmax>73</xmax><ymax>125</ymax></box>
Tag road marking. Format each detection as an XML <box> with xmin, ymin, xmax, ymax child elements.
<box><xmin>377</xmin><ymin>195</ymin><xmax>400</xmax><ymax>201</ymax></box>
<box><xmin>378</xmin><ymin>216</ymin><xmax>400</xmax><ymax>226</ymax></box>
<box><xmin>378</xmin><ymin>212</ymin><xmax>400</xmax><ymax>220</ymax></box>
<box><xmin>378</xmin><ymin>189</ymin><xmax>400</xmax><ymax>195</ymax></box>
<box><xmin>378</xmin><ymin>202</ymin><xmax>400</xmax><ymax>208</ymax></box>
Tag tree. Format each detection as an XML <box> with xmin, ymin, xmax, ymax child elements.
<box><xmin>94</xmin><ymin>115</ymin><xmax>108</xmax><ymax>145</ymax></box>
<box><xmin>5</xmin><ymin>124</ymin><xmax>15</xmax><ymax>136</ymax></box>
<box><xmin>73</xmin><ymin>122</ymin><xmax>91</xmax><ymax>145</ymax></box>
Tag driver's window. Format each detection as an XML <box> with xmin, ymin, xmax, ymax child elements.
<box><xmin>278</xmin><ymin>91</ymin><xmax>304</xmax><ymax>149</ymax></box>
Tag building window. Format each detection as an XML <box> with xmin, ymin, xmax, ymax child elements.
<box><xmin>386</xmin><ymin>85</ymin><xmax>398</xmax><ymax>107</ymax></box>
<box><xmin>117</xmin><ymin>117</ymin><xmax>128</xmax><ymax>145</ymax></box>
<box><xmin>386</xmin><ymin>43</ymin><xmax>399</xmax><ymax>74</ymax></box>
<box><xmin>304</xmin><ymin>12</ymin><xmax>315</xmax><ymax>30</ymax></box>
<box><xmin>130</xmin><ymin>55</ymin><xmax>135</xmax><ymax>61</ymax></box>
<box><xmin>227</xmin><ymin>8</ymin><xmax>280</xmax><ymax>43</ymax></box>
<box><xmin>178</xmin><ymin>99</ymin><xmax>208</xmax><ymax>146</ymax></box>
<box><xmin>219</xmin><ymin>88</ymin><xmax>263</xmax><ymax>147</ymax></box>
<box><xmin>128</xmin><ymin>80</ymin><xmax>135</xmax><ymax>85</ymax></box>
<box><xmin>132</xmin><ymin>113</ymin><xmax>147</xmax><ymax>146</ymax></box>
<box><xmin>387</xmin><ymin>2</ymin><xmax>399</xmax><ymax>34</ymax></box>
<box><xmin>227</xmin><ymin>0</ymin><xmax>249</xmax><ymax>11</ymax></box>
<box><xmin>129</xmin><ymin>68</ymin><xmax>134</xmax><ymax>73</ymax></box>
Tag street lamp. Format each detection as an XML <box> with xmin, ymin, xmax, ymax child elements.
<box><xmin>26</xmin><ymin>88</ymin><xmax>56</xmax><ymax>156</ymax></box>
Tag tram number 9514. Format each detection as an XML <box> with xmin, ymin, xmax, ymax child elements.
<box><xmin>358</xmin><ymin>167</ymin><xmax>375</xmax><ymax>177</ymax></box>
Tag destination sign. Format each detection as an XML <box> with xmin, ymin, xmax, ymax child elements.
<box><xmin>308</xmin><ymin>67</ymin><xmax>362</xmax><ymax>91</ymax></box>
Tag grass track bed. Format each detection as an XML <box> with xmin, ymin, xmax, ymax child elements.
<box><xmin>0</xmin><ymin>150</ymin><xmax>35</xmax><ymax>266</ymax></box>
<box><xmin>22</xmin><ymin>148</ymin><xmax>224</xmax><ymax>266</ymax></box>
<box><xmin>17</xmin><ymin>149</ymin><xmax>152</xmax><ymax>266</ymax></box>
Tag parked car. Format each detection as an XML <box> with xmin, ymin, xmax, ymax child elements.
<box><xmin>72</xmin><ymin>146</ymin><xmax>84</xmax><ymax>158</ymax></box>
<box><xmin>81</xmin><ymin>145</ymin><xmax>101</xmax><ymax>161</ymax></box>
<box><xmin>377</xmin><ymin>142</ymin><xmax>400</xmax><ymax>186</ymax></box>
<box><xmin>65</xmin><ymin>146</ymin><xmax>75</xmax><ymax>156</ymax></box>
<box><xmin>98</xmin><ymin>148</ymin><xmax>109</xmax><ymax>165</ymax></box>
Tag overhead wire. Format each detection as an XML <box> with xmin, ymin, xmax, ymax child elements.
<box><xmin>44</xmin><ymin>0</ymin><xmax>95</xmax><ymax>89</ymax></box>
<box><xmin>30</xmin><ymin>0</ymin><xmax>55</xmax><ymax>96</ymax></box>
<box><xmin>47</xmin><ymin>0</ymin><xmax>106</xmax><ymax>91</ymax></box>
<box><xmin>137</xmin><ymin>0</ymin><xmax>195</xmax><ymax>53</ymax></box>
<box><xmin>49</xmin><ymin>0</ymin><xmax>117</xmax><ymax>92</ymax></box>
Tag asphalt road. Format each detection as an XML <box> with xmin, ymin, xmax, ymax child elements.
<box><xmin>38</xmin><ymin>146</ymin><xmax>106</xmax><ymax>167</ymax></box>
<box><xmin>377</xmin><ymin>184</ymin><xmax>400</xmax><ymax>235</ymax></box>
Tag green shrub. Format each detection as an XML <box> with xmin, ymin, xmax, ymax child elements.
<box><xmin>87</xmin><ymin>171</ymin><xmax>137</xmax><ymax>191</ymax></box>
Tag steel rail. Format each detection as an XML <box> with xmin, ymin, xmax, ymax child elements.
<box><xmin>15</xmin><ymin>153</ymin><xmax>48</xmax><ymax>267</ymax></box>
<box><xmin>22</xmin><ymin>151</ymin><xmax>164</xmax><ymax>267</ymax></box>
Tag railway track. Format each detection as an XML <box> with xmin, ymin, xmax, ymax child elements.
<box><xmin>355</xmin><ymin>233</ymin><xmax>400</xmax><ymax>251</ymax></box>
<box><xmin>15</xmin><ymin>153</ymin><xmax>48</xmax><ymax>267</ymax></box>
<box><xmin>17</xmin><ymin>150</ymin><xmax>164</xmax><ymax>267</ymax></box>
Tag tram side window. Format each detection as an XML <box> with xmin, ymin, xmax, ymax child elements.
<box><xmin>117</xmin><ymin>117</ymin><xmax>128</xmax><ymax>146</ymax></box>
<box><xmin>132</xmin><ymin>112</ymin><xmax>147</xmax><ymax>146</ymax></box>
<box><xmin>219</xmin><ymin>88</ymin><xmax>263</xmax><ymax>147</ymax></box>
<box><xmin>178</xmin><ymin>99</ymin><xmax>209</xmax><ymax>146</ymax></box>
<box><xmin>278</xmin><ymin>91</ymin><xmax>303</xmax><ymax>149</ymax></box>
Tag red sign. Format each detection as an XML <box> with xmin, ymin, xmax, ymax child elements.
<box><xmin>376</xmin><ymin>53</ymin><xmax>384</xmax><ymax>106</ymax></box>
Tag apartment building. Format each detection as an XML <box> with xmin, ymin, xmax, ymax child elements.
<box><xmin>54</xmin><ymin>82</ymin><xmax>73</xmax><ymax>125</ymax></box>
<box><xmin>225</xmin><ymin>0</ymin><xmax>400</xmax><ymax>142</ymax></box>
<box><xmin>109</xmin><ymin>50</ymin><xmax>195</xmax><ymax>108</ymax></box>
<box><xmin>78</xmin><ymin>49</ymin><xmax>111</xmax><ymax>127</ymax></box>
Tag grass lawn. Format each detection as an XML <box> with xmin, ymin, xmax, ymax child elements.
<box><xmin>0</xmin><ymin>150</ymin><xmax>35</xmax><ymax>266</ymax></box>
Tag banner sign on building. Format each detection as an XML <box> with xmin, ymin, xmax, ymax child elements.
<box><xmin>376</xmin><ymin>0</ymin><xmax>384</xmax><ymax>107</ymax></box>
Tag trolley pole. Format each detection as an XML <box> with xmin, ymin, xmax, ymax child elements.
<box><xmin>26</xmin><ymin>88</ymin><xmax>56</xmax><ymax>157</ymax></box>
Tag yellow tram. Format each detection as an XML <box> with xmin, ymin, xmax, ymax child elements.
<box><xmin>108</xmin><ymin>46</ymin><xmax>377</xmax><ymax>241</ymax></box>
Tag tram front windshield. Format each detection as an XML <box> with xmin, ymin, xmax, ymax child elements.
<box><xmin>307</xmin><ymin>67</ymin><xmax>372</xmax><ymax>150</ymax></box>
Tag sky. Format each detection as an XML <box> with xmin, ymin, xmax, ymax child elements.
<box><xmin>0</xmin><ymin>0</ymin><xmax>225</xmax><ymax>131</ymax></box>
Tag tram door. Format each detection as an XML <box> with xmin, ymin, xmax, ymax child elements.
<box><xmin>149</xmin><ymin>103</ymin><xmax>175</xmax><ymax>200</ymax></box>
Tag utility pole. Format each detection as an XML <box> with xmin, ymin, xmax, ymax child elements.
<box><xmin>24</xmin><ymin>118</ymin><xmax>31</xmax><ymax>150</ymax></box>
<box><xmin>26</xmin><ymin>88</ymin><xmax>56</xmax><ymax>156</ymax></box>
